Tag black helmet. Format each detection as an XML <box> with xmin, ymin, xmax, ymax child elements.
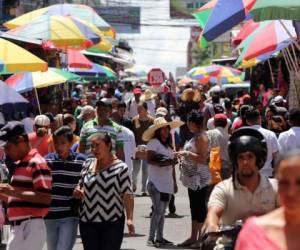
<box><xmin>228</xmin><ymin>128</ymin><xmax>267</xmax><ymax>170</ymax></box>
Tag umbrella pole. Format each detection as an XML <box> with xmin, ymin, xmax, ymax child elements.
<box><xmin>34</xmin><ymin>88</ymin><xmax>42</xmax><ymax>115</ymax></box>
<box><xmin>267</xmin><ymin>60</ymin><xmax>275</xmax><ymax>86</ymax></box>
<box><xmin>279</xmin><ymin>20</ymin><xmax>300</xmax><ymax>51</ymax></box>
<box><xmin>282</xmin><ymin>50</ymin><xmax>293</xmax><ymax>73</ymax></box>
<box><xmin>286</xmin><ymin>47</ymin><xmax>299</xmax><ymax>72</ymax></box>
<box><xmin>283</xmin><ymin>49</ymin><xmax>300</xmax><ymax>106</ymax></box>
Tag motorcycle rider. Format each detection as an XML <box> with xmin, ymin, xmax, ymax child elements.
<box><xmin>205</xmin><ymin>128</ymin><xmax>278</xmax><ymax>232</ymax></box>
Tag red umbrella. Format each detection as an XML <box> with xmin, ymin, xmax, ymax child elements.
<box><xmin>233</xmin><ymin>20</ymin><xmax>260</xmax><ymax>45</ymax></box>
<box><xmin>67</xmin><ymin>48</ymin><xmax>92</xmax><ymax>69</ymax></box>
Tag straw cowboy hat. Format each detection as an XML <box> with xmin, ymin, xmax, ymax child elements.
<box><xmin>181</xmin><ymin>88</ymin><xmax>200</xmax><ymax>102</ymax></box>
<box><xmin>140</xmin><ymin>89</ymin><xmax>157</xmax><ymax>101</ymax></box>
<box><xmin>142</xmin><ymin>117</ymin><xmax>184</xmax><ymax>142</ymax></box>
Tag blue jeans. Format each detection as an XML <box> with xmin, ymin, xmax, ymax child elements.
<box><xmin>132</xmin><ymin>159</ymin><xmax>148</xmax><ymax>192</ymax></box>
<box><xmin>45</xmin><ymin>217</ymin><xmax>78</xmax><ymax>250</ymax></box>
<box><xmin>147</xmin><ymin>182</ymin><xmax>170</xmax><ymax>241</ymax></box>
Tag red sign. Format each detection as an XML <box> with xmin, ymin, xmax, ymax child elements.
<box><xmin>148</xmin><ymin>68</ymin><xmax>166</xmax><ymax>88</ymax></box>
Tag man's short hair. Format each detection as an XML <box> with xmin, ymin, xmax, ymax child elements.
<box><xmin>53</xmin><ymin>126</ymin><xmax>73</xmax><ymax>143</ymax></box>
<box><xmin>118</xmin><ymin>101</ymin><xmax>127</xmax><ymax>109</ymax></box>
<box><xmin>245</xmin><ymin>108</ymin><xmax>260</xmax><ymax>123</ymax></box>
<box><xmin>289</xmin><ymin>108</ymin><xmax>300</xmax><ymax>126</ymax></box>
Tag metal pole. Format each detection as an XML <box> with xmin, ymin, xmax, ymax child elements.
<box><xmin>267</xmin><ymin>60</ymin><xmax>275</xmax><ymax>86</ymax></box>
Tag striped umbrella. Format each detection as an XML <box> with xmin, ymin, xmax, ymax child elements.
<box><xmin>235</xmin><ymin>20</ymin><xmax>296</xmax><ymax>66</ymax></box>
<box><xmin>188</xmin><ymin>65</ymin><xmax>243</xmax><ymax>84</ymax></box>
<box><xmin>69</xmin><ymin>63</ymin><xmax>117</xmax><ymax>80</ymax></box>
<box><xmin>4</xmin><ymin>4</ymin><xmax>110</xmax><ymax>30</ymax></box>
<box><xmin>0</xmin><ymin>38</ymin><xmax>47</xmax><ymax>73</ymax></box>
<box><xmin>202</xmin><ymin>0</ymin><xmax>256</xmax><ymax>41</ymax></box>
<box><xmin>5</xmin><ymin>68</ymin><xmax>81</xmax><ymax>93</ymax></box>
<box><xmin>6</xmin><ymin>15</ymin><xmax>101</xmax><ymax>47</ymax></box>
<box><xmin>192</xmin><ymin>0</ymin><xmax>217</xmax><ymax>47</ymax></box>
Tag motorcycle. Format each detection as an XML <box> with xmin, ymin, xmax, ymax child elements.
<box><xmin>200</xmin><ymin>221</ymin><xmax>243</xmax><ymax>250</ymax></box>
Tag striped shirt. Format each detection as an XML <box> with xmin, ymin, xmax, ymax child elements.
<box><xmin>45</xmin><ymin>152</ymin><xmax>86</xmax><ymax>219</ymax></box>
<box><xmin>8</xmin><ymin>149</ymin><xmax>52</xmax><ymax>221</ymax></box>
<box><xmin>79</xmin><ymin>159</ymin><xmax>132</xmax><ymax>222</ymax></box>
<box><xmin>79</xmin><ymin>118</ymin><xmax>123</xmax><ymax>155</ymax></box>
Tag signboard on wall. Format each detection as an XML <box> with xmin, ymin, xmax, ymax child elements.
<box><xmin>95</xmin><ymin>6</ymin><xmax>141</xmax><ymax>34</ymax></box>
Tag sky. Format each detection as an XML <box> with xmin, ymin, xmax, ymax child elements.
<box><xmin>115</xmin><ymin>0</ymin><xmax>197</xmax><ymax>76</ymax></box>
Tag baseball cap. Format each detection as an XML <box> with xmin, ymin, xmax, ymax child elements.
<box><xmin>155</xmin><ymin>107</ymin><xmax>168</xmax><ymax>117</ymax></box>
<box><xmin>77</xmin><ymin>105</ymin><xmax>95</xmax><ymax>119</ymax></box>
<box><xmin>214</xmin><ymin>113</ymin><xmax>228</xmax><ymax>121</ymax></box>
<box><xmin>34</xmin><ymin>115</ymin><xmax>50</xmax><ymax>127</ymax></box>
<box><xmin>133</xmin><ymin>88</ymin><xmax>142</xmax><ymax>95</ymax></box>
<box><xmin>0</xmin><ymin>121</ymin><xmax>26</xmax><ymax>147</ymax></box>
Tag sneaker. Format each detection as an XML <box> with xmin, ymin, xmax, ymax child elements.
<box><xmin>141</xmin><ymin>192</ymin><xmax>148</xmax><ymax>197</ymax></box>
<box><xmin>155</xmin><ymin>238</ymin><xmax>173</xmax><ymax>246</ymax></box>
<box><xmin>147</xmin><ymin>239</ymin><xmax>156</xmax><ymax>247</ymax></box>
<box><xmin>165</xmin><ymin>213</ymin><xmax>184</xmax><ymax>218</ymax></box>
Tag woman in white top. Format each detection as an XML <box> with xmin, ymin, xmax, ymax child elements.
<box><xmin>176</xmin><ymin>111</ymin><xmax>211</xmax><ymax>248</ymax></box>
<box><xmin>142</xmin><ymin>117</ymin><xmax>183</xmax><ymax>247</ymax></box>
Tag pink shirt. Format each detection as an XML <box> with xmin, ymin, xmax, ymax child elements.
<box><xmin>235</xmin><ymin>217</ymin><xmax>282</xmax><ymax>250</ymax></box>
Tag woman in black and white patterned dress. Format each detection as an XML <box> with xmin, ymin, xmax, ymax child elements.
<box><xmin>73</xmin><ymin>132</ymin><xmax>135</xmax><ymax>250</ymax></box>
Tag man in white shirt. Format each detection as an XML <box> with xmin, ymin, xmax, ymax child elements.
<box><xmin>278</xmin><ymin>108</ymin><xmax>300</xmax><ymax>153</ymax></box>
<box><xmin>111</xmin><ymin>112</ymin><xmax>136</xmax><ymax>173</ymax></box>
<box><xmin>207</xmin><ymin>114</ymin><xmax>230</xmax><ymax>179</ymax></box>
<box><xmin>126</xmin><ymin>87</ymin><xmax>142</xmax><ymax>118</ymax></box>
<box><xmin>245</xmin><ymin>108</ymin><xmax>279</xmax><ymax>177</ymax></box>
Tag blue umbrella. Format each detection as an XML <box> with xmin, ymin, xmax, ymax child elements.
<box><xmin>0</xmin><ymin>80</ymin><xmax>29</xmax><ymax>119</ymax></box>
<box><xmin>202</xmin><ymin>0</ymin><xmax>256</xmax><ymax>41</ymax></box>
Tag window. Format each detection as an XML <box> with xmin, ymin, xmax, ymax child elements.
<box><xmin>186</xmin><ymin>3</ymin><xmax>194</xmax><ymax>9</ymax></box>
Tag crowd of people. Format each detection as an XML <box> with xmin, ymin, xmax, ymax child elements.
<box><xmin>0</xmin><ymin>80</ymin><xmax>299</xmax><ymax>250</ymax></box>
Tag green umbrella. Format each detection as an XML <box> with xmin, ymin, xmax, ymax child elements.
<box><xmin>251</xmin><ymin>0</ymin><xmax>300</xmax><ymax>21</ymax></box>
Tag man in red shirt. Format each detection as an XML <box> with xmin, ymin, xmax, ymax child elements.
<box><xmin>0</xmin><ymin>121</ymin><xmax>52</xmax><ymax>250</ymax></box>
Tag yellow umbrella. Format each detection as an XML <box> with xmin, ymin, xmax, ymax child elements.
<box><xmin>75</xmin><ymin>17</ymin><xmax>113</xmax><ymax>52</ymax></box>
<box><xmin>0</xmin><ymin>38</ymin><xmax>47</xmax><ymax>72</ymax></box>
<box><xmin>6</xmin><ymin>15</ymin><xmax>101</xmax><ymax>47</ymax></box>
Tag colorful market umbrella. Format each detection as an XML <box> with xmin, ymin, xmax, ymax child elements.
<box><xmin>67</xmin><ymin>48</ymin><xmax>93</xmax><ymax>69</ymax></box>
<box><xmin>192</xmin><ymin>0</ymin><xmax>217</xmax><ymax>47</ymax></box>
<box><xmin>0</xmin><ymin>80</ymin><xmax>29</xmax><ymax>116</ymax></box>
<box><xmin>251</xmin><ymin>0</ymin><xmax>300</xmax><ymax>22</ymax></box>
<box><xmin>0</xmin><ymin>38</ymin><xmax>48</xmax><ymax>73</ymax></box>
<box><xmin>233</xmin><ymin>20</ymin><xmax>260</xmax><ymax>46</ymax></box>
<box><xmin>5</xmin><ymin>68</ymin><xmax>81</xmax><ymax>93</ymax></box>
<box><xmin>188</xmin><ymin>65</ymin><xmax>242</xmax><ymax>84</ymax></box>
<box><xmin>6</xmin><ymin>15</ymin><xmax>101</xmax><ymax>47</ymax></box>
<box><xmin>235</xmin><ymin>20</ymin><xmax>296</xmax><ymax>66</ymax></box>
<box><xmin>4</xmin><ymin>4</ymin><xmax>110</xmax><ymax>30</ymax></box>
<box><xmin>69</xmin><ymin>63</ymin><xmax>117</xmax><ymax>80</ymax></box>
<box><xmin>202</xmin><ymin>0</ymin><xmax>256</xmax><ymax>41</ymax></box>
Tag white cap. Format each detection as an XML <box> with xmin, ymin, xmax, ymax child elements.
<box><xmin>77</xmin><ymin>105</ymin><xmax>95</xmax><ymax>119</ymax></box>
<box><xmin>34</xmin><ymin>115</ymin><xmax>50</xmax><ymax>127</ymax></box>
<box><xmin>155</xmin><ymin>107</ymin><xmax>168</xmax><ymax>117</ymax></box>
